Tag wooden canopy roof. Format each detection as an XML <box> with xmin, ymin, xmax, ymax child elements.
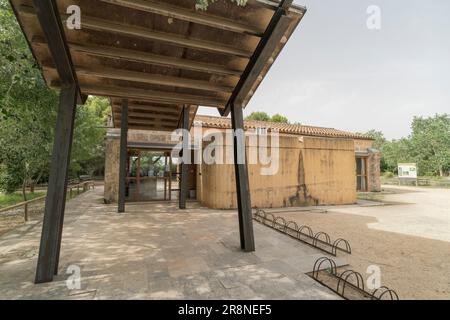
<box><xmin>10</xmin><ymin>0</ymin><xmax>306</xmax><ymax>131</ymax></box>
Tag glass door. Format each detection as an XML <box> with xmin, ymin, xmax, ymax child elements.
<box><xmin>356</xmin><ymin>157</ymin><xmax>368</xmax><ymax>191</ymax></box>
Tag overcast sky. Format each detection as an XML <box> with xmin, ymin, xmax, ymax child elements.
<box><xmin>198</xmin><ymin>0</ymin><xmax>450</xmax><ymax>139</ymax></box>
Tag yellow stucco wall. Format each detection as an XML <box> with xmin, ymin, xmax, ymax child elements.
<box><xmin>198</xmin><ymin>135</ymin><xmax>357</xmax><ymax>209</ymax></box>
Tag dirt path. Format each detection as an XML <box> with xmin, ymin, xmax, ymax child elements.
<box><xmin>0</xmin><ymin>202</ymin><xmax>45</xmax><ymax>237</ymax></box>
<box><xmin>274</xmin><ymin>187</ymin><xmax>450</xmax><ymax>300</ymax></box>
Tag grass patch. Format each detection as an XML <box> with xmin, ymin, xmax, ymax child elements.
<box><xmin>0</xmin><ymin>192</ymin><xmax>46</xmax><ymax>209</ymax></box>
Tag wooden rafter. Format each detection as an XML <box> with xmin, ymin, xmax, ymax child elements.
<box><xmin>19</xmin><ymin>5</ymin><xmax>254</xmax><ymax>58</ymax></box>
<box><xmin>32</xmin><ymin>36</ymin><xmax>243</xmax><ymax>77</ymax></box>
<box><xmin>98</xmin><ymin>0</ymin><xmax>265</xmax><ymax>36</ymax></box>
<box><xmin>75</xmin><ymin>66</ymin><xmax>234</xmax><ymax>93</ymax></box>
<box><xmin>83</xmin><ymin>84</ymin><xmax>227</xmax><ymax>107</ymax></box>
<box><xmin>112</xmin><ymin>109</ymin><xmax>180</xmax><ymax>120</ymax></box>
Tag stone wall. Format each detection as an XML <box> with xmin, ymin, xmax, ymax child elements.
<box><xmin>104</xmin><ymin>132</ymin><xmax>120</xmax><ymax>203</ymax></box>
<box><xmin>368</xmin><ymin>149</ymin><xmax>382</xmax><ymax>192</ymax></box>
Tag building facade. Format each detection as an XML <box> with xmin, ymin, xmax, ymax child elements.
<box><xmin>104</xmin><ymin>116</ymin><xmax>381</xmax><ymax>209</ymax></box>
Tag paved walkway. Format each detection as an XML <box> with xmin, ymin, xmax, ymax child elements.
<box><xmin>334</xmin><ymin>186</ymin><xmax>450</xmax><ymax>243</ymax></box>
<box><xmin>0</xmin><ymin>187</ymin><xmax>343</xmax><ymax>300</ymax></box>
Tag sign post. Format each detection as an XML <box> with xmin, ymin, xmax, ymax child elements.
<box><xmin>398</xmin><ymin>163</ymin><xmax>418</xmax><ymax>186</ymax></box>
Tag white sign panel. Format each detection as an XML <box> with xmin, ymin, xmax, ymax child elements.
<box><xmin>398</xmin><ymin>163</ymin><xmax>417</xmax><ymax>179</ymax></box>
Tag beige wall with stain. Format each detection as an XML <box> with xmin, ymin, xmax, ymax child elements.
<box><xmin>198</xmin><ymin>135</ymin><xmax>357</xmax><ymax>209</ymax></box>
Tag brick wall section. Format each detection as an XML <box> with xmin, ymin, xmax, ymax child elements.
<box><xmin>368</xmin><ymin>149</ymin><xmax>381</xmax><ymax>192</ymax></box>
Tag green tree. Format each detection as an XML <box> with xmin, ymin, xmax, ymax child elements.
<box><xmin>246</xmin><ymin>111</ymin><xmax>271</xmax><ymax>122</ymax></box>
<box><xmin>271</xmin><ymin>114</ymin><xmax>289</xmax><ymax>124</ymax></box>
<box><xmin>70</xmin><ymin>97</ymin><xmax>109</xmax><ymax>178</ymax></box>
<box><xmin>0</xmin><ymin>1</ymin><xmax>110</xmax><ymax>197</ymax></box>
<box><xmin>381</xmin><ymin>138</ymin><xmax>413</xmax><ymax>174</ymax></box>
<box><xmin>0</xmin><ymin>0</ymin><xmax>58</xmax><ymax>198</ymax></box>
<box><xmin>409</xmin><ymin>114</ymin><xmax>450</xmax><ymax>176</ymax></box>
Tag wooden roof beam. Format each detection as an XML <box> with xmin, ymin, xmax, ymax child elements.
<box><xmin>99</xmin><ymin>0</ymin><xmax>265</xmax><ymax>36</ymax></box>
<box><xmin>32</xmin><ymin>36</ymin><xmax>243</xmax><ymax>77</ymax></box>
<box><xmin>75</xmin><ymin>66</ymin><xmax>234</xmax><ymax>93</ymax></box>
<box><xmin>111</xmin><ymin>103</ymin><xmax>182</xmax><ymax>114</ymax></box>
<box><xmin>42</xmin><ymin>63</ymin><xmax>234</xmax><ymax>93</ymax></box>
<box><xmin>30</xmin><ymin>1</ymin><xmax>84</xmax><ymax>103</ymax></box>
<box><xmin>112</xmin><ymin>110</ymin><xmax>180</xmax><ymax>120</ymax></box>
<box><xmin>124</xmin><ymin>122</ymin><xmax>177</xmax><ymax>131</ymax></box>
<box><xmin>114</xmin><ymin>117</ymin><xmax>177</xmax><ymax>126</ymax></box>
<box><xmin>18</xmin><ymin>5</ymin><xmax>253</xmax><ymax>58</ymax></box>
<box><xmin>221</xmin><ymin>0</ymin><xmax>294</xmax><ymax>116</ymax></box>
<box><xmin>82</xmin><ymin>84</ymin><xmax>227</xmax><ymax>108</ymax></box>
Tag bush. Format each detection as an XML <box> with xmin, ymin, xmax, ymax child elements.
<box><xmin>383</xmin><ymin>171</ymin><xmax>394</xmax><ymax>178</ymax></box>
<box><xmin>0</xmin><ymin>164</ymin><xmax>22</xmax><ymax>194</ymax></box>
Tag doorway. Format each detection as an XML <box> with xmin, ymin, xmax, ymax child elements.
<box><xmin>125</xmin><ymin>150</ymin><xmax>176</xmax><ymax>202</ymax></box>
<box><xmin>356</xmin><ymin>156</ymin><xmax>368</xmax><ymax>192</ymax></box>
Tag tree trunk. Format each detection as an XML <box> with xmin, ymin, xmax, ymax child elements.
<box><xmin>30</xmin><ymin>171</ymin><xmax>43</xmax><ymax>193</ymax></box>
<box><xmin>22</xmin><ymin>179</ymin><xmax>28</xmax><ymax>202</ymax></box>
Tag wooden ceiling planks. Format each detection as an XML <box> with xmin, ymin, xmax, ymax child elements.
<box><xmin>10</xmin><ymin>0</ymin><xmax>306</xmax><ymax>131</ymax></box>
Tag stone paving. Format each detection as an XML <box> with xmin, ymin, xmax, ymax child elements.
<box><xmin>0</xmin><ymin>187</ymin><xmax>344</xmax><ymax>300</ymax></box>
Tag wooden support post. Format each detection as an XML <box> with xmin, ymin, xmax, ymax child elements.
<box><xmin>179</xmin><ymin>106</ymin><xmax>190</xmax><ymax>209</ymax></box>
<box><xmin>24</xmin><ymin>203</ymin><xmax>29</xmax><ymax>222</ymax></box>
<box><xmin>164</xmin><ymin>153</ymin><xmax>168</xmax><ymax>200</ymax></box>
<box><xmin>118</xmin><ymin>99</ymin><xmax>129</xmax><ymax>213</ymax></box>
<box><xmin>136</xmin><ymin>151</ymin><xmax>141</xmax><ymax>202</ymax></box>
<box><xmin>230</xmin><ymin>103</ymin><xmax>255</xmax><ymax>252</ymax></box>
<box><xmin>35</xmin><ymin>85</ymin><xmax>78</xmax><ymax>284</ymax></box>
<box><xmin>169</xmin><ymin>153</ymin><xmax>173</xmax><ymax>201</ymax></box>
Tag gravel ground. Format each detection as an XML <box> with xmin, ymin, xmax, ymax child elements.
<box><xmin>274</xmin><ymin>186</ymin><xmax>450</xmax><ymax>300</ymax></box>
<box><xmin>0</xmin><ymin>202</ymin><xmax>45</xmax><ymax>236</ymax></box>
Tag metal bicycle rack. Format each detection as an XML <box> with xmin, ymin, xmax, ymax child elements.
<box><xmin>253</xmin><ymin>209</ymin><xmax>352</xmax><ymax>256</ymax></box>
<box><xmin>311</xmin><ymin>257</ymin><xmax>400</xmax><ymax>300</ymax></box>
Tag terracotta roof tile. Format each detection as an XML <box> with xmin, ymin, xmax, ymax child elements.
<box><xmin>194</xmin><ymin>115</ymin><xmax>371</xmax><ymax>140</ymax></box>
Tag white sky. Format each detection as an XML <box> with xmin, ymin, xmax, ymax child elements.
<box><xmin>198</xmin><ymin>0</ymin><xmax>450</xmax><ymax>139</ymax></box>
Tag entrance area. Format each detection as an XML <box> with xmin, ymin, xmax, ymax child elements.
<box><xmin>125</xmin><ymin>150</ymin><xmax>176</xmax><ymax>202</ymax></box>
<box><xmin>356</xmin><ymin>157</ymin><xmax>368</xmax><ymax>192</ymax></box>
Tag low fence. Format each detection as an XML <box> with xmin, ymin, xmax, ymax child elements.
<box><xmin>0</xmin><ymin>181</ymin><xmax>95</xmax><ymax>222</ymax></box>
<box><xmin>382</xmin><ymin>177</ymin><xmax>450</xmax><ymax>188</ymax></box>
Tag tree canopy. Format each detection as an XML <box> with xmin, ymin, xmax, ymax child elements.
<box><xmin>0</xmin><ymin>1</ymin><xmax>109</xmax><ymax>196</ymax></box>
<box><xmin>364</xmin><ymin>114</ymin><xmax>450</xmax><ymax>177</ymax></box>
<box><xmin>246</xmin><ymin>112</ymin><xmax>290</xmax><ymax>124</ymax></box>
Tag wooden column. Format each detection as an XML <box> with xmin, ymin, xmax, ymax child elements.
<box><xmin>136</xmin><ymin>151</ymin><xmax>141</xmax><ymax>201</ymax></box>
<box><xmin>179</xmin><ymin>106</ymin><xmax>190</xmax><ymax>209</ymax></box>
<box><xmin>118</xmin><ymin>99</ymin><xmax>128</xmax><ymax>213</ymax></box>
<box><xmin>230</xmin><ymin>103</ymin><xmax>255</xmax><ymax>252</ymax></box>
<box><xmin>164</xmin><ymin>153</ymin><xmax>168</xmax><ymax>200</ymax></box>
<box><xmin>35</xmin><ymin>85</ymin><xmax>78</xmax><ymax>284</ymax></box>
<box><xmin>169</xmin><ymin>152</ymin><xmax>173</xmax><ymax>201</ymax></box>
